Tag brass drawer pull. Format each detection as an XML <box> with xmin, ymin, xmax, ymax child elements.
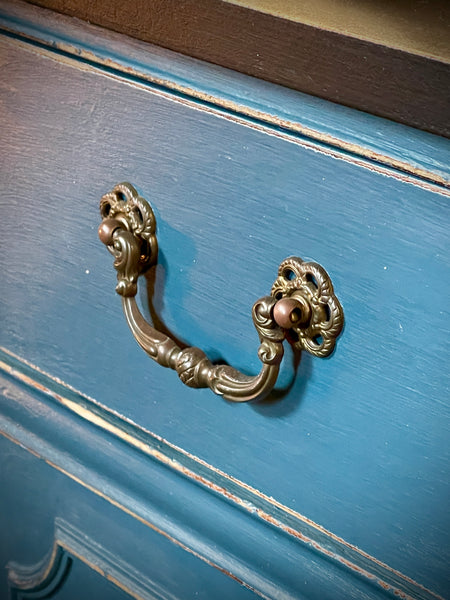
<box><xmin>98</xmin><ymin>183</ymin><xmax>344</xmax><ymax>402</ymax></box>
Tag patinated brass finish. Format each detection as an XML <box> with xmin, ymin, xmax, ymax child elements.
<box><xmin>271</xmin><ymin>258</ymin><xmax>344</xmax><ymax>358</ymax></box>
<box><xmin>99</xmin><ymin>183</ymin><xmax>344</xmax><ymax>402</ymax></box>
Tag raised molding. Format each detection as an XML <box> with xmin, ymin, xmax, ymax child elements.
<box><xmin>0</xmin><ymin>0</ymin><xmax>449</xmax><ymax>188</ymax></box>
<box><xmin>0</xmin><ymin>347</ymin><xmax>443</xmax><ymax>600</ymax></box>
<box><xmin>19</xmin><ymin>0</ymin><xmax>450</xmax><ymax>135</ymax></box>
<box><xmin>8</xmin><ymin>518</ymin><xmax>175</xmax><ymax>600</ymax></box>
<box><xmin>8</xmin><ymin>545</ymin><xmax>71</xmax><ymax>600</ymax></box>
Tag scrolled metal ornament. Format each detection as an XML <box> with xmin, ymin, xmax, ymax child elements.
<box><xmin>271</xmin><ymin>257</ymin><xmax>344</xmax><ymax>357</ymax></box>
<box><xmin>98</xmin><ymin>183</ymin><xmax>344</xmax><ymax>402</ymax></box>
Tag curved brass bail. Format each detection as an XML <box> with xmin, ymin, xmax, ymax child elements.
<box><xmin>99</xmin><ymin>183</ymin><xmax>344</xmax><ymax>402</ymax></box>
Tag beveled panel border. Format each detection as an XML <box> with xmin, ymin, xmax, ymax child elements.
<box><xmin>0</xmin><ymin>346</ymin><xmax>443</xmax><ymax>600</ymax></box>
<box><xmin>23</xmin><ymin>0</ymin><xmax>450</xmax><ymax>136</ymax></box>
<box><xmin>0</xmin><ymin>0</ymin><xmax>449</xmax><ymax>189</ymax></box>
<box><xmin>8</xmin><ymin>518</ymin><xmax>174</xmax><ymax>600</ymax></box>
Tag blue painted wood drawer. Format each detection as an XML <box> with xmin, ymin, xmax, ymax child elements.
<box><xmin>0</xmin><ymin>2</ymin><xmax>449</xmax><ymax>599</ymax></box>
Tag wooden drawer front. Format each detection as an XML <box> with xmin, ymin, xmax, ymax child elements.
<box><xmin>1</xmin><ymin>3</ymin><xmax>449</xmax><ymax>599</ymax></box>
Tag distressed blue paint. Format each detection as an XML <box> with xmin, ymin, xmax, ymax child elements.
<box><xmin>0</xmin><ymin>353</ymin><xmax>435</xmax><ymax>600</ymax></box>
<box><xmin>0</xmin><ymin>0</ymin><xmax>449</xmax><ymax>185</ymax></box>
<box><xmin>8</xmin><ymin>518</ymin><xmax>180</xmax><ymax>600</ymax></box>
<box><xmin>0</xmin><ymin>3</ymin><xmax>449</xmax><ymax>599</ymax></box>
<box><xmin>0</xmin><ymin>431</ymin><xmax>260</xmax><ymax>600</ymax></box>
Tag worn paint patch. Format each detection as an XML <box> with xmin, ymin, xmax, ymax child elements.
<box><xmin>0</xmin><ymin>347</ymin><xmax>445</xmax><ymax>600</ymax></box>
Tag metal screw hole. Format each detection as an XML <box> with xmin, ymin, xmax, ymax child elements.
<box><xmin>290</xmin><ymin>307</ymin><xmax>303</xmax><ymax>323</ymax></box>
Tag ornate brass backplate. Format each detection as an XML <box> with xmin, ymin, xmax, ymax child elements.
<box><xmin>98</xmin><ymin>183</ymin><xmax>344</xmax><ymax>402</ymax></box>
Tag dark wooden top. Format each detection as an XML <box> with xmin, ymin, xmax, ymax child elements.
<box><xmin>26</xmin><ymin>0</ymin><xmax>450</xmax><ymax>136</ymax></box>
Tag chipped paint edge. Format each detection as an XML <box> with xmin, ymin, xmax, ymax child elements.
<box><xmin>9</xmin><ymin>516</ymin><xmax>188</xmax><ymax>600</ymax></box>
<box><xmin>0</xmin><ymin>346</ymin><xmax>444</xmax><ymax>600</ymax></box>
<box><xmin>0</xmin><ymin>2</ymin><xmax>449</xmax><ymax>192</ymax></box>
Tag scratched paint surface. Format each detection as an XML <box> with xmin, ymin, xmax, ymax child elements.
<box><xmin>0</xmin><ymin>32</ymin><xmax>449</xmax><ymax>599</ymax></box>
<box><xmin>2</xmin><ymin>0</ymin><xmax>450</xmax><ymax>186</ymax></box>
<box><xmin>1</xmin><ymin>348</ymin><xmax>439</xmax><ymax>599</ymax></box>
<box><xmin>0</xmin><ymin>434</ymin><xmax>260</xmax><ymax>600</ymax></box>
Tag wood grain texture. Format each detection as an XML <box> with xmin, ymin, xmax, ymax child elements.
<box><xmin>23</xmin><ymin>0</ymin><xmax>450</xmax><ymax>136</ymax></box>
<box><xmin>2</xmin><ymin>0</ymin><xmax>449</xmax><ymax>186</ymax></box>
<box><xmin>0</xmin><ymin>14</ymin><xmax>449</xmax><ymax>600</ymax></box>
<box><xmin>229</xmin><ymin>0</ymin><xmax>450</xmax><ymax>60</ymax></box>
